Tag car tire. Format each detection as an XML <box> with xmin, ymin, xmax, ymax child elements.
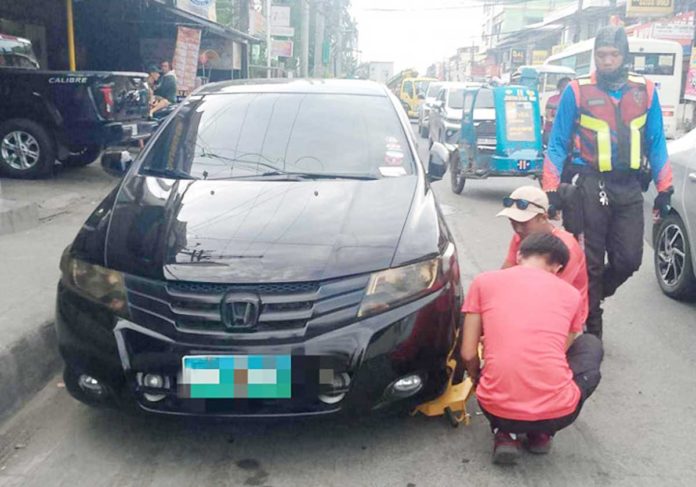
<box><xmin>654</xmin><ymin>213</ymin><xmax>696</xmax><ymax>301</ymax></box>
<box><xmin>0</xmin><ymin>118</ymin><xmax>55</xmax><ymax>178</ymax></box>
<box><xmin>450</xmin><ymin>157</ymin><xmax>465</xmax><ymax>194</ymax></box>
<box><xmin>62</xmin><ymin>144</ymin><xmax>103</xmax><ymax>167</ymax></box>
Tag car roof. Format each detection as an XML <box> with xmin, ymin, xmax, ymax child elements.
<box><xmin>194</xmin><ymin>78</ymin><xmax>389</xmax><ymax>96</ymax></box>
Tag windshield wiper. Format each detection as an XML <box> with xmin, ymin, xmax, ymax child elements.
<box><xmin>140</xmin><ymin>167</ymin><xmax>197</xmax><ymax>180</ymax></box>
<box><xmin>213</xmin><ymin>171</ymin><xmax>378</xmax><ymax>181</ymax></box>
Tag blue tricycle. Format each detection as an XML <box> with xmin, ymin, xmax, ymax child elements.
<box><xmin>428</xmin><ymin>85</ymin><xmax>543</xmax><ymax>194</ymax></box>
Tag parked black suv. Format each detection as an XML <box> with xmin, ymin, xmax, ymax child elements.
<box><xmin>0</xmin><ymin>33</ymin><xmax>156</xmax><ymax>178</ymax></box>
<box><xmin>56</xmin><ymin>79</ymin><xmax>460</xmax><ymax>418</ymax></box>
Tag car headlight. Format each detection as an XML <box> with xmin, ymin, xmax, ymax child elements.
<box><xmin>358</xmin><ymin>246</ymin><xmax>455</xmax><ymax>318</ymax></box>
<box><xmin>62</xmin><ymin>255</ymin><xmax>127</xmax><ymax>313</ymax></box>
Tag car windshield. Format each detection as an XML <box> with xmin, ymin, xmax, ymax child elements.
<box><xmin>414</xmin><ymin>80</ymin><xmax>431</xmax><ymax>95</ymax></box>
<box><xmin>426</xmin><ymin>83</ymin><xmax>443</xmax><ymax>97</ymax></box>
<box><xmin>448</xmin><ymin>88</ymin><xmax>465</xmax><ymax>109</ymax></box>
<box><xmin>0</xmin><ymin>37</ymin><xmax>39</xmax><ymax>69</ymax></box>
<box><xmin>140</xmin><ymin>93</ymin><xmax>415</xmax><ymax>180</ymax></box>
<box><xmin>475</xmin><ymin>89</ymin><xmax>494</xmax><ymax>109</ymax></box>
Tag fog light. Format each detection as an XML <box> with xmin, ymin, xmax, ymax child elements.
<box><xmin>78</xmin><ymin>374</ymin><xmax>106</xmax><ymax>396</ymax></box>
<box><xmin>318</xmin><ymin>372</ymin><xmax>351</xmax><ymax>405</ymax></box>
<box><xmin>392</xmin><ymin>374</ymin><xmax>423</xmax><ymax>394</ymax></box>
<box><xmin>143</xmin><ymin>373</ymin><xmax>164</xmax><ymax>389</ymax></box>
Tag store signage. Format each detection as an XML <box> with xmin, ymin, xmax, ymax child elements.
<box><xmin>511</xmin><ymin>49</ymin><xmax>526</xmax><ymax>65</ymax></box>
<box><xmin>632</xmin><ymin>11</ymin><xmax>694</xmax><ymax>55</ymax></box>
<box><xmin>271</xmin><ymin>39</ymin><xmax>293</xmax><ymax>58</ymax></box>
<box><xmin>174</xmin><ymin>26</ymin><xmax>202</xmax><ymax>93</ymax></box>
<box><xmin>271</xmin><ymin>6</ymin><xmax>291</xmax><ymax>27</ymax></box>
<box><xmin>271</xmin><ymin>26</ymin><xmax>295</xmax><ymax>37</ymax></box>
<box><xmin>532</xmin><ymin>50</ymin><xmax>549</xmax><ymax>65</ymax></box>
<box><xmin>176</xmin><ymin>0</ymin><xmax>217</xmax><ymax>21</ymax></box>
<box><xmin>626</xmin><ymin>0</ymin><xmax>674</xmax><ymax>18</ymax></box>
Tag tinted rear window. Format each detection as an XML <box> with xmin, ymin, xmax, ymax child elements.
<box><xmin>140</xmin><ymin>93</ymin><xmax>415</xmax><ymax>179</ymax></box>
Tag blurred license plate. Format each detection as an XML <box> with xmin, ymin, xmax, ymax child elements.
<box><xmin>477</xmin><ymin>137</ymin><xmax>496</xmax><ymax>146</ymax></box>
<box><xmin>124</xmin><ymin>123</ymin><xmax>138</xmax><ymax>136</ymax></box>
<box><xmin>180</xmin><ymin>355</ymin><xmax>291</xmax><ymax>399</ymax></box>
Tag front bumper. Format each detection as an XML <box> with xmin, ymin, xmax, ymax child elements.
<box><xmin>56</xmin><ymin>279</ymin><xmax>459</xmax><ymax>418</ymax></box>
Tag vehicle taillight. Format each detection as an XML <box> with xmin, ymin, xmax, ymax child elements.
<box><xmin>99</xmin><ymin>86</ymin><xmax>114</xmax><ymax>118</ymax></box>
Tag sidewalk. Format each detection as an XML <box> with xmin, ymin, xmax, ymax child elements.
<box><xmin>0</xmin><ymin>165</ymin><xmax>118</xmax><ymax>422</ymax></box>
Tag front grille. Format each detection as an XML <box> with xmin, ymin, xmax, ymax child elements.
<box><xmin>125</xmin><ymin>274</ymin><xmax>370</xmax><ymax>337</ymax></box>
<box><xmin>476</xmin><ymin>120</ymin><xmax>496</xmax><ymax>138</ymax></box>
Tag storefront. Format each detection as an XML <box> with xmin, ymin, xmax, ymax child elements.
<box><xmin>1</xmin><ymin>0</ymin><xmax>258</xmax><ymax>86</ymax></box>
<box><xmin>0</xmin><ymin>0</ymin><xmax>69</xmax><ymax>69</ymax></box>
<box><xmin>73</xmin><ymin>0</ymin><xmax>257</xmax><ymax>86</ymax></box>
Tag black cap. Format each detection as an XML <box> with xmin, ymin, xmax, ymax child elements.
<box><xmin>147</xmin><ymin>63</ymin><xmax>161</xmax><ymax>74</ymax></box>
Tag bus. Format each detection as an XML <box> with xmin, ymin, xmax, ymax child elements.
<box><xmin>545</xmin><ymin>38</ymin><xmax>683</xmax><ymax>138</ymax></box>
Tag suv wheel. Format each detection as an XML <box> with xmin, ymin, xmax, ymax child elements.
<box><xmin>62</xmin><ymin>144</ymin><xmax>103</xmax><ymax>167</ymax></box>
<box><xmin>654</xmin><ymin>214</ymin><xmax>696</xmax><ymax>301</ymax></box>
<box><xmin>0</xmin><ymin>119</ymin><xmax>55</xmax><ymax>178</ymax></box>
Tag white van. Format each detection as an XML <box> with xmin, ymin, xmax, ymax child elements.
<box><xmin>545</xmin><ymin>38</ymin><xmax>683</xmax><ymax>138</ymax></box>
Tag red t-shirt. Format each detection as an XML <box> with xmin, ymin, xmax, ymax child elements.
<box><xmin>504</xmin><ymin>227</ymin><xmax>588</xmax><ymax>325</ymax></box>
<box><xmin>463</xmin><ymin>266</ymin><xmax>583</xmax><ymax>421</ymax></box>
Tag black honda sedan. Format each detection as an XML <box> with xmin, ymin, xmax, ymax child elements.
<box><xmin>56</xmin><ymin>79</ymin><xmax>461</xmax><ymax>418</ymax></box>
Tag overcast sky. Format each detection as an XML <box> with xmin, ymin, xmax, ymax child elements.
<box><xmin>349</xmin><ymin>0</ymin><xmax>486</xmax><ymax>73</ymax></box>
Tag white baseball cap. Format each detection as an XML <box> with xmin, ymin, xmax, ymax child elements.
<box><xmin>496</xmin><ymin>185</ymin><xmax>549</xmax><ymax>222</ymax></box>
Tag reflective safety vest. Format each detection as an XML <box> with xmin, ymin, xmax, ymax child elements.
<box><xmin>570</xmin><ymin>73</ymin><xmax>654</xmax><ymax>173</ymax></box>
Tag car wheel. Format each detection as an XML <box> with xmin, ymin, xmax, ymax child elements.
<box><xmin>62</xmin><ymin>144</ymin><xmax>103</xmax><ymax>167</ymax></box>
<box><xmin>450</xmin><ymin>157</ymin><xmax>466</xmax><ymax>194</ymax></box>
<box><xmin>654</xmin><ymin>214</ymin><xmax>696</xmax><ymax>301</ymax></box>
<box><xmin>0</xmin><ymin>119</ymin><xmax>55</xmax><ymax>178</ymax></box>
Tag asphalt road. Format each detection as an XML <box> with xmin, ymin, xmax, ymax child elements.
<box><xmin>1</xmin><ymin>127</ymin><xmax>695</xmax><ymax>487</ymax></box>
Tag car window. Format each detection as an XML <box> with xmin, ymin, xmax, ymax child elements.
<box><xmin>427</xmin><ymin>83</ymin><xmax>443</xmax><ymax>97</ymax></box>
<box><xmin>140</xmin><ymin>93</ymin><xmax>415</xmax><ymax>180</ymax></box>
<box><xmin>438</xmin><ymin>88</ymin><xmax>447</xmax><ymax>102</ymax></box>
<box><xmin>403</xmin><ymin>80</ymin><xmax>414</xmax><ymax>97</ymax></box>
<box><xmin>474</xmin><ymin>89</ymin><xmax>494</xmax><ymax>109</ymax></box>
<box><xmin>448</xmin><ymin>88</ymin><xmax>465</xmax><ymax>109</ymax></box>
<box><xmin>628</xmin><ymin>53</ymin><xmax>675</xmax><ymax>76</ymax></box>
<box><xmin>0</xmin><ymin>38</ymin><xmax>39</xmax><ymax>68</ymax></box>
<box><xmin>414</xmin><ymin>80</ymin><xmax>430</xmax><ymax>96</ymax></box>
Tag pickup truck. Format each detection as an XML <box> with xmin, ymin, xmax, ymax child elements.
<box><xmin>0</xmin><ymin>33</ymin><xmax>156</xmax><ymax>178</ymax></box>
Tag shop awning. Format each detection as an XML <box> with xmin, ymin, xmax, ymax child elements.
<box><xmin>157</xmin><ymin>3</ymin><xmax>261</xmax><ymax>43</ymax></box>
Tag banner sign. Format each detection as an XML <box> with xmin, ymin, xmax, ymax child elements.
<box><xmin>631</xmin><ymin>11</ymin><xmax>694</xmax><ymax>55</ymax></box>
<box><xmin>177</xmin><ymin>0</ymin><xmax>217</xmax><ymax>21</ymax></box>
<box><xmin>626</xmin><ymin>0</ymin><xmax>674</xmax><ymax>18</ymax></box>
<box><xmin>271</xmin><ymin>39</ymin><xmax>293</xmax><ymax>58</ymax></box>
<box><xmin>271</xmin><ymin>26</ymin><xmax>295</xmax><ymax>37</ymax></box>
<box><xmin>271</xmin><ymin>6</ymin><xmax>291</xmax><ymax>27</ymax></box>
<box><xmin>684</xmin><ymin>46</ymin><xmax>696</xmax><ymax>101</ymax></box>
<box><xmin>174</xmin><ymin>26</ymin><xmax>202</xmax><ymax>93</ymax></box>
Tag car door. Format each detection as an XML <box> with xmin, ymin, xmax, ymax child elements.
<box><xmin>430</xmin><ymin>87</ymin><xmax>447</xmax><ymax>141</ymax></box>
<box><xmin>684</xmin><ymin>157</ymin><xmax>696</xmax><ymax>269</ymax></box>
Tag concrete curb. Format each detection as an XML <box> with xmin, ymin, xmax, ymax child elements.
<box><xmin>0</xmin><ymin>320</ymin><xmax>61</xmax><ymax>423</ymax></box>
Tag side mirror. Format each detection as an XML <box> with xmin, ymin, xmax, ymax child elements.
<box><xmin>101</xmin><ymin>150</ymin><xmax>133</xmax><ymax>178</ymax></box>
<box><xmin>427</xmin><ymin>142</ymin><xmax>455</xmax><ymax>182</ymax></box>
<box><xmin>417</xmin><ymin>92</ymin><xmax>425</xmax><ymax>100</ymax></box>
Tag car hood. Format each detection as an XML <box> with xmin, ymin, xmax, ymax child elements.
<box><xmin>103</xmin><ymin>175</ymin><xmax>419</xmax><ymax>283</ymax></box>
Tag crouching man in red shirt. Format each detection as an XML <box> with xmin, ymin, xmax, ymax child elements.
<box><xmin>461</xmin><ymin>233</ymin><xmax>603</xmax><ymax>465</ymax></box>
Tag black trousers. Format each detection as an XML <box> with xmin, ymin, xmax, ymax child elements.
<box><xmin>480</xmin><ymin>334</ymin><xmax>604</xmax><ymax>435</ymax></box>
<box><xmin>578</xmin><ymin>174</ymin><xmax>644</xmax><ymax>338</ymax></box>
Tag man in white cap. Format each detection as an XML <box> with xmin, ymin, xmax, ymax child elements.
<box><xmin>498</xmin><ymin>185</ymin><xmax>588</xmax><ymax>325</ymax></box>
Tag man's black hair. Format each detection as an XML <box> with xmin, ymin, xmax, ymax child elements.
<box><xmin>557</xmin><ymin>76</ymin><xmax>571</xmax><ymax>90</ymax></box>
<box><xmin>519</xmin><ymin>232</ymin><xmax>570</xmax><ymax>268</ymax></box>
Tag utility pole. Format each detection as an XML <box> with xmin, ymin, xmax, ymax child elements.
<box><xmin>301</xmin><ymin>0</ymin><xmax>310</xmax><ymax>77</ymax></box>
<box><xmin>313</xmin><ymin>2</ymin><xmax>325</xmax><ymax>77</ymax></box>
<box><xmin>266</xmin><ymin>0</ymin><xmax>272</xmax><ymax>78</ymax></box>
<box><xmin>575</xmin><ymin>0</ymin><xmax>584</xmax><ymax>43</ymax></box>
